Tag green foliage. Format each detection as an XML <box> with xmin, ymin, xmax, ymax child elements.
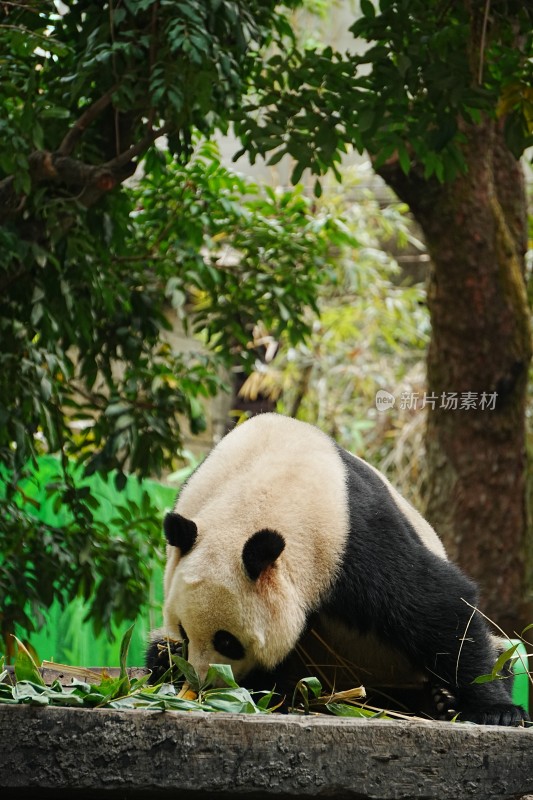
<box><xmin>0</xmin><ymin>0</ymin><xmax>299</xmax><ymax>175</ymax></box>
<box><xmin>235</xmin><ymin>1</ymin><xmax>533</xmax><ymax>182</ymax></box>
<box><xmin>133</xmin><ymin>140</ymin><xmax>349</xmax><ymax>366</ymax></box>
<box><xmin>0</xmin><ymin>0</ymin><xmax>308</xmax><ymax>494</ymax></box>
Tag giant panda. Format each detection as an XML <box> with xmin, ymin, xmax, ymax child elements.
<box><xmin>147</xmin><ymin>413</ymin><xmax>528</xmax><ymax>725</ymax></box>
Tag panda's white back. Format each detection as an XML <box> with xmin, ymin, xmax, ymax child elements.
<box><xmin>173</xmin><ymin>413</ymin><xmax>350</xmax><ymax>608</ymax></box>
<box><xmin>171</xmin><ymin>412</ymin><xmax>447</xmax><ymax>598</ymax></box>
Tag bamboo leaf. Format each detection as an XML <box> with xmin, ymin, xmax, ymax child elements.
<box><xmin>12</xmin><ymin>637</ymin><xmax>45</xmax><ymax>686</ymax></box>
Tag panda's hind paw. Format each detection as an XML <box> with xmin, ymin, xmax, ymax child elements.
<box><xmin>459</xmin><ymin>703</ymin><xmax>529</xmax><ymax>727</ymax></box>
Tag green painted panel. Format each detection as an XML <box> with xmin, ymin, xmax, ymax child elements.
<box><xmin>6</xmin><ymin>457</ymin><xmax>175</xmax><ymax>667</ymax></box>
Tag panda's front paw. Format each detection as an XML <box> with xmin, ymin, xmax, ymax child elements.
<box><xmin>146</xmin><ymin>636</ymin><xmax>183</xmax><ymax>684</ymax></box>
<box><xmin>431</xmin><ymin>686</ymin><xmax>458</xmax><ymax>721</ymax></box>
<box><xmin>458</xmin><ymin>703</ymin><xmax>528</xmax><ymax>727</ymax></box>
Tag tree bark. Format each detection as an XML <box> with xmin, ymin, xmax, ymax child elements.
<box><xmin>379</xmin><ymin>120</ymin><xmax>532</xmax><ymax>632</ymax></box>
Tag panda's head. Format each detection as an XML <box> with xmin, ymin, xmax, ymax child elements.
<box><xmin>162</xmin><ymin>511</ymin><xmax>308</xmax><ymax>683</ymax></box>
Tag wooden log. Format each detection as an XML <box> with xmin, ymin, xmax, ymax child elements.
<box><xmin>1</xmin><ymin>705</ymin><xmax>532</xmax><ymax>799</ymax></box>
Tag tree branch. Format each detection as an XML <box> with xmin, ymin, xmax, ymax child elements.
<box><xmin>104</xmin><ymin>122</ymin><xmax>170</xmax><ymax>170</ymax></box>
<box><xmin>77</xmin><ymin>123</ymin><xmax>170</xmax><ymax>206</ymax></box>
<box><xmin>58</xmin><ymin>85</ymin><xmax>119</xmax><ymax>156</ymax></box>
<box><xmin>0</xmin><ymin>123</ymin><xmax>171</xmax><ymax>213</ymax></box>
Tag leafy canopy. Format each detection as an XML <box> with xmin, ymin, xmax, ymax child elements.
<box><xmin>235</xmin><ymin>0</ymin><xmax>533</xmax><ymax>187</ymax></box>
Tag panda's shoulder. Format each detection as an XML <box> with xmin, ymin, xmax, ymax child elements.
<box><xmin>335</xmin><ymin>444</ymin><xmax>447</xmax><ymax>558</ymax></box>
<box><xmin>329</xmin><ymin>443</ymin><xmax>388</xmax><ymax>499</ymax></box>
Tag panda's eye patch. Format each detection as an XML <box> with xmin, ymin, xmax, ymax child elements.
<box><xmin>213</xmin><ymin>630</ymin><xmax>244</xmax><ymax>660</ymax></box>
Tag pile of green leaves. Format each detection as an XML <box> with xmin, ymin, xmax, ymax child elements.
<box><xmin>1</xmin><ymin>626</ymin><xmax>402</xmax><ymax>719</ymax></box>
<box><xmin>3</xmin><ymin>629</ymin><xmax>530</xmax><ymax>723</ymax></box>
<box><xmin>0</xmin><ymin>627</ymin><xmax>276</xmax><ymax>714</ymax></box>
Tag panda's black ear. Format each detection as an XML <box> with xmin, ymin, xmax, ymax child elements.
<box><xmin>242</xmin><ymin>529</ymin><xmax>285</xmax><ymax>581</ymax></box>
<box><xmin>164</xmin><ymin>512</ymin><xmax>197</xmax><ymax>555</ymax></box>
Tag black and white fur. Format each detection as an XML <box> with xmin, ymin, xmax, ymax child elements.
<box><xmin>147</xmin><ymin>413</ymin><xmax>527</xmax><ymax>725</ymax></box>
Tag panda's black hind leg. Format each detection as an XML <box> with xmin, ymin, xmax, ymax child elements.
<box><xmin>388</xmin><ymin>557</ymin><xmax>528</xmax><ymax>725</ymax></box>
<box><xmin>326</xmin><ymin>520</ymin><xmax>528</xmax><ymax>725</ymax></box>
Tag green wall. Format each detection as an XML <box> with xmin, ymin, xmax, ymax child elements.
<box><xmin>7</xmin><ymin>457</ymin><xmax>176</xmax><ymax>667</ymax></box>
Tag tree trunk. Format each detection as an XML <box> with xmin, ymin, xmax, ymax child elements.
<box><xmin>379</xmin><ymin>120</ymin><xmax>532</xmax><ymax>632</ymax></box>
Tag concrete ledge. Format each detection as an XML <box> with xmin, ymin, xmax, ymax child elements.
<box><xmin>1</xmin><ymin>705</ymin><xmax>532</xmax><ymax>799</ymax></box>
